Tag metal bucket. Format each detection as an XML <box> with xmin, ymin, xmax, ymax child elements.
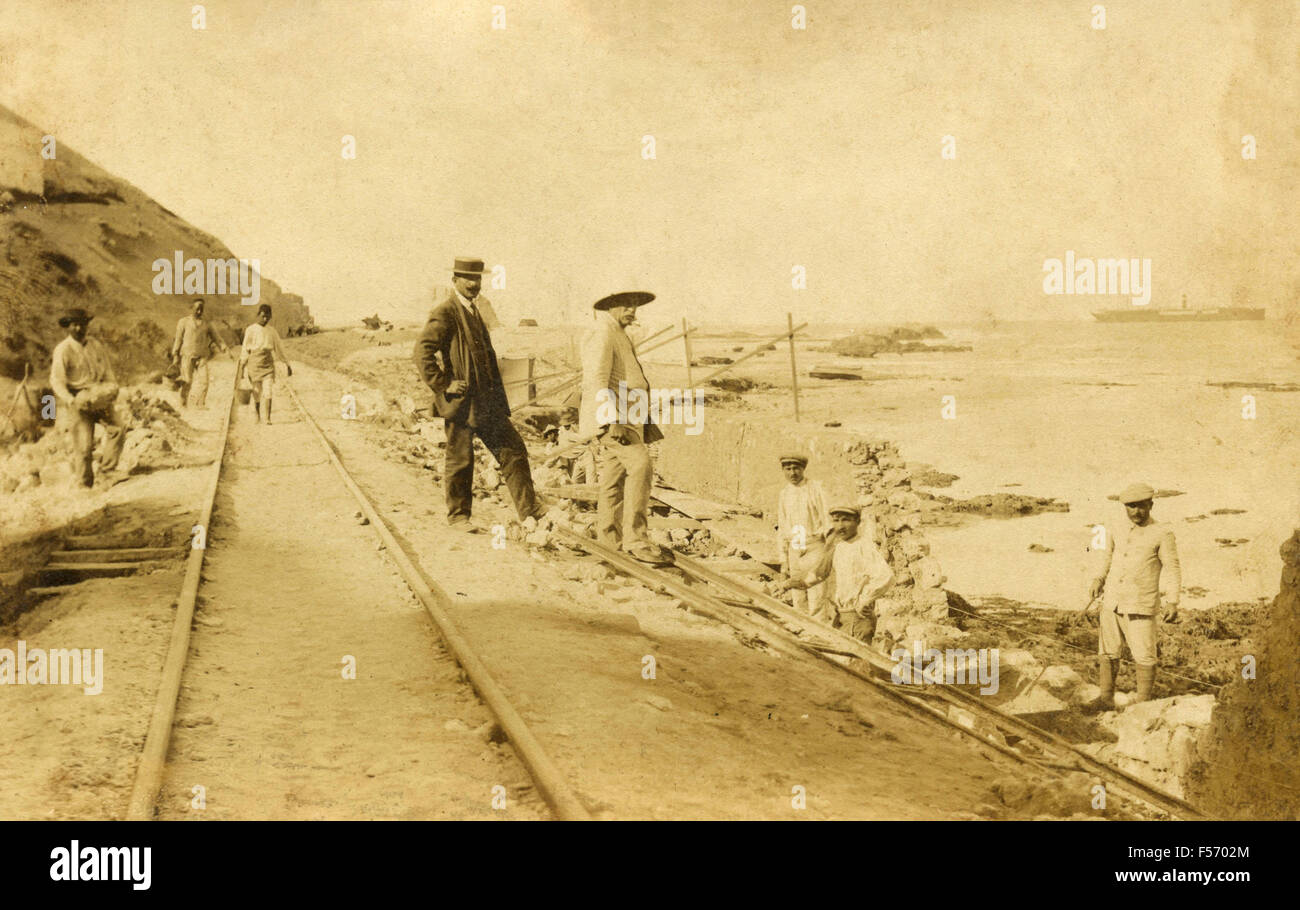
<box><xmin>236</xmin><ymin>387</ymin><xmax>253</xmax><ymax>406</ymax></box>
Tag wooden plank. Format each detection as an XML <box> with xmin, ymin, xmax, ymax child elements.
<box><xmin>41</xmin><ymin>561</ymin><xmax>150</xmax><ymax>576</ymax></box>
<box><xmin>696</xmin><ymin>322</ymin><xmax>808</xmax><ymax>387</ymax></box>
<box><xmin>650</xmin><ymin>486</ymin><xmax>735</xmax><ymax>521</ymax></box>
<box><xmin>62</xmin><ymin>533</ymin><xmax>153</xmax><ymax>550</ymax></box>
<box><xmin>541</xmin><ymin>484</ymin><xmax>600</xmax><ymax>502</ymax></box>
<box><xmin>50</xmin><ymin>547</ymin><xmax>181</xmax><ymax>563</ymax></box>
<box><xmin>647</xmin><ymin>516</ymin><xmax>703</xmax><ymax>530</ymax></box>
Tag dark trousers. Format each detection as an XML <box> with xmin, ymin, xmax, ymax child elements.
<box><xmin>444</xmin><ymin>415</ymin><xmax>538</xmax><ymax>521</ymax></box>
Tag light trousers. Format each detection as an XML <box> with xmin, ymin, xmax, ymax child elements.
<box><xmin>596</xmin><ymin>435</ymin><xmax>651</xmax><ymax>548</ymax></box>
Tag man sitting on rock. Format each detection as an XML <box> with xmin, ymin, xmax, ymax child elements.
<box><xmin>1081</xmin><ymin>482</ymin><xmax>1181</xmax><ymax>712</ymax></box>
<box><xmin>778</xmin><ymin>504</ymin><xmax>893</xmax><ymax>640</ymax></box>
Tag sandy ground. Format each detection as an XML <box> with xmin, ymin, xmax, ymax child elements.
<box><xmin>0</xmin><ymin>394</ymin><xmax>225</xmax><ymax>819</ymax></box>
<box><xmin>156</xmin><ymin>363</ymin><xmax>544</xmax><ymax>820</ymax></box>
<box><xmin>4</xmin><ymin>350</ymin><xmax>1113</xmax><ymax>820</ymax></box>
<box><xmin>1</xmin><ymin>364</ymin><xmax>545</xmax><ymax>820</ymax></box>
<box><xmin>287</xmin><ymin>361</ymin><xmax>1035</xmax><ymax>819</ymax></box>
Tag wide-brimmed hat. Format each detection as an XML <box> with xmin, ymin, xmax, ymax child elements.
<box><xmin>829</xmin><ymin>505</ymin><xmax>862</xmax><ymax>519</ymax></box>
<box><xmin>594</xmin><ymin>291</ymin><xmax>655</xmax><ymax>311</ymax></box>
<box><xmin>58</xmin><ymin>308</ymin><xmax>94</xmax><ymax>327</ymax></box>
<box><xmin>452</xmin><ymin>257</ymin><xmax>490</xmax><ymax>276</ymax></box>
<box><xmin>779</xmin><ymin>453</ymin><xmax>809</xmax><ymax>467</ymax></box>
<box><xmin>1115</xmin><ymin>482</ymin><xmax>1155</xmax><ymax>504</ymax></box>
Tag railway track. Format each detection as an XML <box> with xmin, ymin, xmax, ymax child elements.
<box><xmin>125</xmin><ymin>375</ymin><xmax>589</xmax><ymax>821</ymax></box>
<box><xmin>123</xmin><ymin>365</ymin><xmax>1201</xmax><ymax>821</ymax></box>
<box><xmin>550</xmin><ymin>527</ymin><xmax>1206</xmax><ymax>820</ymax></box>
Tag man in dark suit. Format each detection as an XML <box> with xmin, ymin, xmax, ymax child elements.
<box><xmin>414</xmin><ymin>257</ymin><xmax>541</xmax><ymax>528</ymax></box>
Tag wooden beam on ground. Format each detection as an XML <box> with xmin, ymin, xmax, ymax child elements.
<box><xmin>49</xmin><ymin>547</ymin><xmax>182</xmax><ymax>563</ymax></box>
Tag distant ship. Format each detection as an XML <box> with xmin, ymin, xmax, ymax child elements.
<box><xmin>1094</xmin><ymin>295</ymin><xmax>1264</xmax><ymax>322</ymax></box>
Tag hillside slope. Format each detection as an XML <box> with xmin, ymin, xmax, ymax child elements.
<box><xmin>0</xmin><ymin>104</ymin><xmax>313</xmax><ymax>384</ymax></box>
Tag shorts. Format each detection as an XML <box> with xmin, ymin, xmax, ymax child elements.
<box><xmin>1098</xmin><ymin>605</ymin><xmax>1157</xmax><ymax>667</ymax></box>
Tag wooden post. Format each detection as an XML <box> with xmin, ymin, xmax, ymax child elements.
<box><xmin>527</xmin><ymin>356</ymin><xmax>536</xmax><ymax>402</ymax></box>
<box><xmin>786</xmin><ymin>312</ymin><xmax>800</xmax><ymax>421</ymax></box>
<box><xmin>682</xmin><ymin>318</ymin><xmax>694</xmax><ymax>389</ymax></box>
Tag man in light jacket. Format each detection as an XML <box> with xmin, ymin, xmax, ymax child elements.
<box><xmin>580</xmin><ymin>291</ymin><xmax>666</xmax><ymax>564</ymax></box>
<box><xmin>1081</xmin><ymin>482</ymin><xmax>1181</xmax><ymax>711</ymax></box>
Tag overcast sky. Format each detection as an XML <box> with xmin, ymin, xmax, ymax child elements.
<box><xmin>2</xmin><ymin>0</ymin><xmax>1295</xmax><ymax>327</ymax></box>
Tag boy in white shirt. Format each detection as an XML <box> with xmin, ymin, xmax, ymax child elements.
<box><xmin>775</xmin><ymin>453</ymin><xmax>830</xmax><ymax>621</ymax></box>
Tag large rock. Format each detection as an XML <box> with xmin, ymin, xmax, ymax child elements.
<box><xmin>1039</xmin><ymin>665</ymin><xmax>1086</xmax><ymax>703</ymax></box>
<box><xmin>910</xmin><ymin>555</ymin><xmax>946</xmax><ymax>588</ymax></box>
<box><xmin>1093</xmin><ymin>694</ymin><xmax>1218</xmax><ymax>799</ymax></box>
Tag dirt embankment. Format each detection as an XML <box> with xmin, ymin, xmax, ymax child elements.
<box><xmin>1</xmin><ymin>103</ymin><xmax>313</xmax><ymax>386</ymax></box>
<box><xmin>1185</xmin><ymin>530</ymin><xmax>1300</xmax><ymax>818</ymax></box>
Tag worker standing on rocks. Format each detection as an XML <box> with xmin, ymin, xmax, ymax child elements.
<box><xmin>775</xmin><ymin>453</ymin><xmax>831</xmax><ymax>621</ymax></box>
<box><xmin>414</xmin><ymin>257</ymin><xmax>542</xmax><ymax>530</ymax></box>
<box><xmin>170</xmin><ymin>297</ymin><xmax>228</xmax><ymax>408</ymax></box>
<box><xmin>778</xmin><ymin>505</ymin><xmax>893</xmax><ymax>641</ymax></box>
<box><xmin>1082</xmin><ymin>482</ymin><xmax>1181</xmax><ymax>712</ymax></box>
<box><xmin>580</xmin><ymin>290</ymin><xmax>667</xmax><ymax>564</ymax></box>
<box><xmin>239</xmin><ymin>303</ymin><xmax>292</xmax><ymax>425</ymax></box>
<box><xmin>49</xmin><ymin>307</ymin><xmax>125</xmax><ymax>488</ymax></box>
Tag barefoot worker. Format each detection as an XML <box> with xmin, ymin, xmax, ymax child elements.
<box><xmin>49</xmin><ymin>307</ymin><xmax>125</xmax><ymax>488</ymax></box>
<box><xmin>775</xmin><ymin>453</ymin><xmax>831</xmax><ymax>621</ymax></box>
<box><xmin>579</xmin><ymin>290</ymin><xmax>669</xmax><ymax>565</ymax></box>
<box><xmin>169</xmin><ymin>297</ymin><xmax>228</xmax><ymax>408</ymax></box>
<box><xmin>1082</xmin><ymin>482</ymin><xmax>1181</xmax><ymax>712</ymax></box>
<box><xmin>238</xmin><ymin>303</ymin><xmax>292</xmax><ymax>425</ymax></box>
<box><xmin>414</xmin><ymin>257</ymin><xmax>542</xmax><ymax>529</ymax></box>
<box><xmin>778</xmin><ymin>505</ymin><xmax>893</xmax><ymax>641</ymax></box>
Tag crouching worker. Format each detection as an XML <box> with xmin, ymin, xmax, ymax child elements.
<box><xmin>778</xmin><ymin>505</ymin><xmax>893</xmax><ymax>641</ymax></box>
<box><xmin>49</xmin><ymin>307</ymin><xmax>125</xmax><ymax>488</ymax></box>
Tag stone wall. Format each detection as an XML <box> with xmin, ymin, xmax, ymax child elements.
<box><xmin>654</xmin><ymin>414</ymin><xmax>958</xmax><ymax>644</ymax></box>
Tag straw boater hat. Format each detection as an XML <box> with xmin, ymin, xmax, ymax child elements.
<box><xmin>779</xmin><ymin>453</ymin><xmax>809</xmax><ymax>467</ymax></box>
<box><xmin>1115</xmin><ymin>482</ymin><xmax>1155</xmax><ymax>504</ymax></box>
<box><xmin>593</xmin><ymin>292</ymin><xmax>655</xmax><ymax>310</ymax></box>
<box><xmin>58</xmin><ymin>308</ymin><xmax>94</xmax><ymax>327</ymax></box>
<box><xmin>828</xmin><ymin>505</ymin><xmax>861</xmax><ymax>519</ymax></box>
<box><xmin>452</xmin><ymin>257</ymin><xmax>490</xmax><ymax>277</ymax></box>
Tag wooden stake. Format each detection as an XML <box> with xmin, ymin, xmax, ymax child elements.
<box><xmin>787</xmin><ymin>312</ymin><xmax>800</xmax><ymax>421</ymax></box>
<box><xmin>682</xmin><ymin>317</ymin><xmax>694</xmax><ymax>389</ymax></box>
<box><xmin>695</xmin><ymin>322</ymin><xmax>808</xmax><ymax>388</ymax></box>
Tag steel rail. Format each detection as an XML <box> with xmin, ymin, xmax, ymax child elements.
<box><xmin>667</xmin><ymin>553</ymin><xmax>1205</xmax><ymax>819</ymax></box>
<box><xmin>126</xmin><ymin>369</ymin><xmax>239</xmax><ymax>819</ymax></box>
<box><xmin>553</xmin><ymin>528</ymin><xmax>1203</xmax><ymax>820</ymax></box>
<box><xmin>287</xmin><ymin>383</ymin><xmax>592</xmax><ymax>821</ymax></box>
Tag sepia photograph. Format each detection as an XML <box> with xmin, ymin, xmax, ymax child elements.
<box><xmin>0</xmin><ymin>0</ymin><xmax>1295</xmax><ymax>890</ymax></box>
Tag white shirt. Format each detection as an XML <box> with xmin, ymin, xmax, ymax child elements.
<box><xmin>456</xmin><ymin>291</ymin><xmax>500</xmax><ymax>332</ymax></box>
<box><xmin>806</xmin><ymin>532</ymin><xmax>894</xmax><ymax>614</ymax></box>
<box><xmin>776</xmin><ymin>478</ymin><xmax>829</xmax><ymax>553</ymax></box>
